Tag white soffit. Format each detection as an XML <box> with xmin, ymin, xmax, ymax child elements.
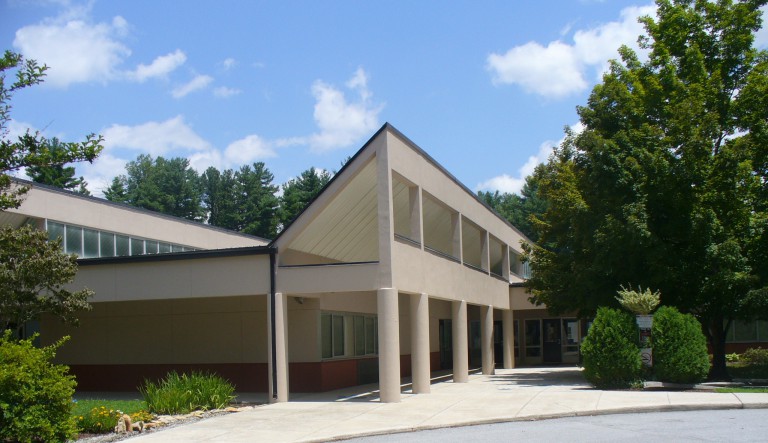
<box><xmin>287</xmin><ymin>160</ymin><xmax>378</xmax><ymax>262</ymax></box>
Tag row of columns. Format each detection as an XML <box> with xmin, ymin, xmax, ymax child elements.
<box><xmin>267</xmin><ymin>290</ymin><xmax>516</xmax><ymax>404</ymax></box>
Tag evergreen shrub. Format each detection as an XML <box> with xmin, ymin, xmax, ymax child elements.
<box><xmin>652</xmin><ymin>306</ymin><xmax>709</xmax><ymax>383</ymax></box>
<box><xmin>581</xmin><ymin>307</ymin><xmax>642</xmax><ymax>389</ymax></box>
<box><xmin>0</xmin><ymin>331</ymin><xmax>78</xmax><ymax>443</ymax></box>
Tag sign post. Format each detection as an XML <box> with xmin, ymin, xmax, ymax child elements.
<box><xmin>636</xmin><ymin>314</ymin><xmax>652</xmax><ymax>367</ymax></box>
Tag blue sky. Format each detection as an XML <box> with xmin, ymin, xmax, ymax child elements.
<box><xmin>3</xmin><ymin>1</ymin><xmax>766</xmax><ymax>198</ymax></box>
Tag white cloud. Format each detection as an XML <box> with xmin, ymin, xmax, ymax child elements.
<box><xmin>102</xmin><ymin>115</ymin><xmax>210</xmax><ymax>156</ymax></box>
<box><xmin>5</xmin><ymin>119</ymin><xmax>38</xmax><ymax>141</ymax></box>
<box><xmin>222</xmin><ymin>58</ymin><xmax>236</xmax><ymax>70</ymax></box>
<box><xmin>213</xmin><ymin>86</ymin><xmax>242</xmax><ymax>98</ymax></box>
<box><xmin>129</xmin><ymin>49</ymin><xmax>186</xmax><ymax>82</ymax></box>
<box><xmin>487</xmin><ymin>4</ymin><xmax>655</xmax><ymax>98</ymax></box>
<box><xmin>224</xmin><ymin>134</ymin><xmax>277</xmax><ymax>165</ymax></box>
<box><xmin>307</xmin><ymin>67</ymin><xmax>383</xmax><ymax>152</ymax></box>
<box><xmin>477</xmin><ymin>122</ymin><xmax>584</xmax><ymax>195</ymax></box>
<box><xmin>14</xmin><ymin>15</ymin><xmax>131</xmax><ymax>87</ymax></box>
<box><xmin>172</xmin><ymin>74</ymin><xmax>213</xmax><ymax>98</ymax></box>
<box><xmin>13</xmin><ymin>7</ymin><xmax>192</xmax><ymax>88</ymax></box>
<box><xmin>76</xmin><ymin>152</ymin><xmax>130</xmax><ymax>198</ymax></box>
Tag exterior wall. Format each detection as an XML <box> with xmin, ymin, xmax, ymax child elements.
<box><xmin>42</xmin><ymin>295</ymin><xmax>269</xmax><ymax>391</ymax></box>
<box><xmin>8</xmin><ymin>182</ymin><xmax>266</xmax><ymax>249</ymax></box>
<box><xmin>74</xmin><ymin>254</ymin><xmax>271</xmax><ymax>302</ymax></box>
<box><xmin>385</xmin><ymin>131</ymin><xmax>528</xmax><ymax>254</ymax></box>
<box><xmin>392</xmin><ymin>240</ymin><xmax>510</xmax><ymax>309</ymax></box>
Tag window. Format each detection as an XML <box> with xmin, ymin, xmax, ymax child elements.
<box><xmin>321</xmin><ymin>313</ymin><xmax>346</xmax><ymax>358</ymax></box>
<box><xmin>47</xmin><ymin>221</ymin><xmax>64</xmax><ymax>243</ymax></box>
<box><xmin>65</xmin><ymin>225</ymin><xmax>83</xmax><ymax>255</ymax></box>
<box><xmin>563</xmin><ymin>319</ymin><xmax>580</xmax><ymax>353</ymax></box>
<box><xmin>116</xmin><ymin>235</ymin><xmax>130</xmax><ymax>256</ymax></box>
<box><xmin>130</xmin><ymin>238</ymin><xmax>144</xmax><ymax>256</ymax></box>
<box><xmin>525</xmin><ymin>319</ymin><xmax>541</xmax><ymax>357</ymax></box>
<box><xmin>100</xmin><ymin>232</ymin><xmax>115</xmax><ymax>257</ymax></box>
<box><xmin>44</xmin><ymin>219</ymin><xmax>192</xmax><ymax>258</ymax></box>
<box><xmin>322</xmin><ymin>312</ymin><xmax>378</xmax><ymax>359</ymax></box>
<box><xmin>83</xmin><ymin>228</ymin><xmax>99</xmax><ymax>258</ymax></box>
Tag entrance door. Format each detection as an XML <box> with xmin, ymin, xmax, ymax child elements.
<box><xmin>542</xmin><ymin>318</ymin><xmax>562</xmax><ymax>363</ymax></box>
<box><xmin>493</xmin><ymin>320</ymin><xmax>503</xmax><ymax>368</ymax></box>
<box><xmin>439</xmin><ymin>319</ymin><xmax>453</xmax><ymax>369</ymax></box>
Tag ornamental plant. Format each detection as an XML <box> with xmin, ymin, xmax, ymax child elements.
<box><xmin>0</xmin><ymin>331</ymin><xmax>78</xmax><ymax>443</ymax></box>
<box><xmin>652</xmin><ymin>306</ymin><xmax>709</xmax><ymax>384</ymax></box>
<box><xmin>581</xmin><ymin>307</ymin><xmax>642</xmax><ymax>389</ymax></box>
<box><xmin>140</xmin><ymin>371</ymin><xmax>235</xmax><ymax>415</ymax></box>
<box><xmin>615</xmin><ymin>285</ymin><xmax>660</xmax><ymax>315</ymax></box>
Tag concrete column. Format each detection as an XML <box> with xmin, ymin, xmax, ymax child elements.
<box><xmin>502</xmin><ymin>308</ymin><xmax>515</xmax><ymax>369</ymax></box>
<box><xmin>267</xmin><ymin>292</ymin><xmax>289</xmax><ymax>403</ymax></box>
<box><xmin>410</xmin><ymin>293</ymin><xmax>430</xmax><ymax>394</ymax></box>
<box><xmin>481</xmin><ymin>305</ymin><xmax>495</xmax><ymax>375</ymax></box>
<box><xmin>378</xmin><ymin>288</ymin><xmax>401</xmax><ymax>402</ymax></box>
<box><xmin>409</xmin><ymin>186</ymin><xmax>422</xmax><ymax>245</ymax></box>
<box><xmin>451</xmin><ymin>300</ymin><xmax>468</xmax><ymax>383</ymax></box>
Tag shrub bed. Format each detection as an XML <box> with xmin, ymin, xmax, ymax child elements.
<box><xmin>140</xmin><ymin>371</ymin><xmax>235</xmax><ymax>415</ymax></box>
<box><xmin>651</xmin><ymin>306</ymin><xmax>709</xmax><ymax>384</ymax></box>
<box><xmin>580</xmin><ymin>307</ymin><xmax>642</xmax><ymax>389</ymax></box>
<box><xmin>0</xmin><ymin>331</ymin><xmax>78</xmax><ymax>443</ymax></box>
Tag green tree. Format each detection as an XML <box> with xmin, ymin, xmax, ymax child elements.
<box><xmin>235</xmin><ymin>162</ymin><xmax>279</xmax><ymax>238</ymax></box>
<box><xmin>279</xmin><ymin>167</ymin><xmax>332</xmax><ymax>229</ymax></box>
<box><xmin>108</xmin><ymin>154</ymin><xmax>204</xmax><ymax>221</ymax></box>
<box><xmin>26</xmin><ymin>137</ymin><xmax>90</xmax><ymax>195</ymax></box>
<box><xmin>0</xmin><ymin>225</ymin><xmax>93</xmax><ymax>335</ymax></box>
<box><xmin>1</xmin><ymin>50</ymin><xmax>102</xmax><ymax>210</ymax></box>
<box><xmin>200</xmin><ymin>166</ymin><xmax>239</xmax><ymax>230</ymax></box>
<box><xmin>478</xmin><ymin>166</ymin><xmax>547</xmax><ymax>242</ymax></box>
<box><xmin>525</xmin><ymin>0</ymin><xmax>768</xmax><ymax>379</ymax></box>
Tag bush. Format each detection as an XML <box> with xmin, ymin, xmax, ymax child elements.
<box><xmin>652</xmin><ymin>306</ymin><xmax>710</xmax><ymax>384</ymax></box>
<box><xmin>581</xmin><ymin>307</ymin><xmax>642</xmax><ymax>389</ymax></box>
<box><xmin>0</xmin><ymin>331</ymin><xmax>78</xmax><ymax>443</ymax></box>
<box><xmin>139</xmin><ymin>371</ymin><xmax>235</xmax><ymax>415</ymax></box>
<box><xmin>741</xmin><ymin>347</ymin><xmax>768</xmax><ymax>366</ymax></box>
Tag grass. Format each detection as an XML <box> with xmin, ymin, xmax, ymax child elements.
<box><xmin>71</xmin><ymin>399</ymin><xmax>151</xmax><ymax>434</ymax></box>
<box><xmin>139</xmin><ymin>371</ymin><xmax>235</xmax><ymax>415</ymax></box>
<box><xmin>715</xmin><ymin>387</ymin><xmax>768</xmax><ymax>393</ymax></box>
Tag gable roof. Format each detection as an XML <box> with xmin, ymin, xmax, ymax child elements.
<box><xmin>271</xmin><ymin>122</ymin><xmax>532</xmax><ymax>247</ymax></box>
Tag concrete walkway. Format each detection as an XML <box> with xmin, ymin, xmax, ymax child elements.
<box><xmin>129</xmin><ymin>367</ymin><xmax>768</xmax><ymax>442</ymax></box>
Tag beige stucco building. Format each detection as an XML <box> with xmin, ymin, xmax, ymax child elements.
<box><xmin>4</xmin><ymin>124</ymin><xmax>587</xmax><ymax>403</ymax></box>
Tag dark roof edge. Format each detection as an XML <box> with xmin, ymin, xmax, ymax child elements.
<box><xmin>77</xmin><ymin>245</ymin><xmax>275</xmax><ymax>266</ymax></box>
<box><xmin>11</xmin><ymin>178</ymin><xmax>271</xmax><ymax>243</ymax></box>
<box><xmin>382</xmin><ymin>123</ymin><xmax>534</xmax><ymax>245</ymax></box>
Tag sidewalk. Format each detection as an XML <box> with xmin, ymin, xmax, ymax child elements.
<box><xmin>128</xmin><ymin>367</ymin><xmax>768</xmax><ymax>442</ymax></box>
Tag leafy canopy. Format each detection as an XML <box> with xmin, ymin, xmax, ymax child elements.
<box><xmin>0</xmin><ymin>50</ymin><xmax>102</xmax><ymax>209</ymax></box>
<box><xmin>525</xmin><ymin>0</ymin><xmax>768</xmax><ymax>379</ymax></box>
<box><xmin>0</xmin><ymin>225</ymin><xmax>93</xmax><ymax>335</ymax></box>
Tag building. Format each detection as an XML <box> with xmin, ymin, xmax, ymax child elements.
<box><xmin>3</xmin><ymin>124</ymin><xmax>630</xmax><ymax>402</ymax></box>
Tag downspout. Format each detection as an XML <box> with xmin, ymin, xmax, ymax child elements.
<box><xmin>269</xmin><ymin>247</ymin><xmax>278</xmax><ymax>400</ymax></box>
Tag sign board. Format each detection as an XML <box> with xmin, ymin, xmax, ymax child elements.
<box><xmin>637</xmin><ymin>315</ymin><xmax>652</xmax><ymax>367</ymax></box>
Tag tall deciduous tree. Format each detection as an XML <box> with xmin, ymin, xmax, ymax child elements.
<box><xmin>1</xmin><ymin>50</ymin><xmax>102</xmax><ymax>210</ymax></box>
<box><xmin>0</xmin><ymin>50</ymin><xmax>100</xmax><ymax>336</ymax></box>
<box><xmin>525</xmin><ymin>0</ymin><xmax>768</xmax><ymax>379</ymax></box>
<box><xmin>279</xmin><ymin>167</ymin><xmax>331</xmax><ymax>229</ymax></box>
<box><xmin>0</xmin><ymin>226</ymin><xmax>93</xmax><ymax>336</ymax></box>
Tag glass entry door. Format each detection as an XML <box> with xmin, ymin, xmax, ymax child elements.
<box><xmin>542</xmin><ymin>318</ymin><xmax>562</xmax><ymax>363</ymax></box>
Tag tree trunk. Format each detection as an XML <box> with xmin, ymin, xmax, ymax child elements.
<box><xmin>707</xmin><ymin>318</ymin><xmax>731</xmax><ymax>381</ymax></box>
